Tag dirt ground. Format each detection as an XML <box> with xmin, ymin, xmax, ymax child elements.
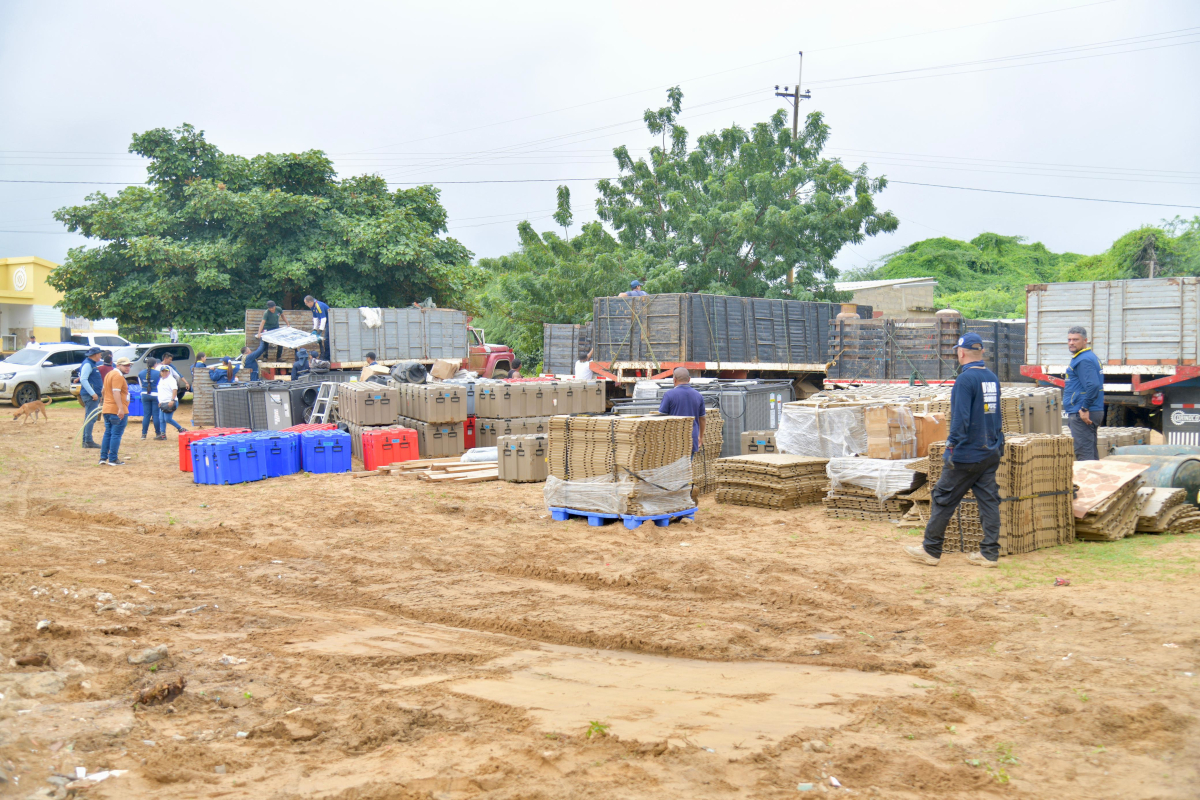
<box><xmin>0</xmin><ymin>401</ymin><xmax>1197</xmax><ymax>799</ymax></box>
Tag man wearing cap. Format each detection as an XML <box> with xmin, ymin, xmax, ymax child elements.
<box><xmin>904</xmin><ymin>332</ymin><xmax>1004</xmax><ymax>569</ymax></box>
<box><xmin>78</xmin><ymin>347</ymin><xmax>105</xmax><ymax>449</ymax></box>
<box><xmin>1064</xmin><ymin>325</ymin><xmax>1105</xmax><ymax>461</ymax></box>
<box><xmin>620</xmin><ymin>280</ymin><xmax>648</xmax><ymax>298</ymax></box>
<box><xmin>208</xmin><ymin>356</ymin><xmax>242</xmax><ymax>384</ymax></box>
<box><xmin>304</xmin><ymin>295</ymin><xmax>330</xmax><ymax>361</ymax></box>
<box><xmin>99</xmin><ymin>357</ymin><xmax>133</xmax><ymax>465</ymax></box>
<box><xmin>659</xmin><ymin>367</ymin><xmax>707</xmax><ymax>504</ymax></box>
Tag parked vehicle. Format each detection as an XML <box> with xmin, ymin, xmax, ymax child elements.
<box><xmin>67</xmin><ymin>332</ymin><xmax>132</xmax><ymax>349</ymax></box>
<box><xmin>466</xmin><ymin>327</ymin><xmax>516</xmax><ymax>379</ymax></box>
<box><xmin>0</xmin><ymin>343</ymin><xmax>92</xmax><ymax>406</ymax></box>
<box><xmin>70</xmin><ymin>342</ymin><xmax>197</xmax><ymax>398</ymax></box>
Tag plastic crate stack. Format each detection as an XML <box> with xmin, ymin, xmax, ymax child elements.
<box><xmin>178</xmin><ymin>428</ymin><xmax>252</xmax><ymax>472</ymax></box>
<box><xmin>190</xmin><ymin>430</ymin><xmax>351</xmax><ymax>485</ymax></box>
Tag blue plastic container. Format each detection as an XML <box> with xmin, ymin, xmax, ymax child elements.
<box><xmin>301</xmin><ymin>430</ymin><xmax>352</xmax><ymax>473</ymax></box>
<box><xmin>206</xmin><ymin>434</ymin><xmax>269</xmax><ymax>484</ymax></box>
<box><xmin>262</xmin><ymin>432</ymin><xmax>301</xmax><ymax>477</ymax></box>
<box><xmin>190</xmin><ymin>439</ymin><xmax>213</xmax><ymax>485</ymax></box>
<box><xmin>128</xmin><ymin>386</ymin><xmax>144</xmax><ymax>418</ymax></box>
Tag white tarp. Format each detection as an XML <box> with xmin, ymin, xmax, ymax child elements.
<box><xmin>259</xmin><ymin>326</ymin><xmax>321</xmax><ymax>347</ymax></box>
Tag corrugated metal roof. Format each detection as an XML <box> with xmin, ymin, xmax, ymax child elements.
<box><xmin>834</xmin><ymin>276</ymin><xmax>938</xmax><ymax>292</ymax></box>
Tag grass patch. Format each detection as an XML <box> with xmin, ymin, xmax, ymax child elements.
<box><xmin>145</xmin><ymin>332</ymin><xmax>245</xmax><ymax>358</ymax></box>
<box><xmin>966</xmin><ymin>534</ymin><xmax>1200</xmax><ymax>591</ymax></box>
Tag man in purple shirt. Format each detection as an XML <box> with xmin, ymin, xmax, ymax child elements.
<box><xmin>659</xmin><ymin>367</ymin><xmax>706</xmax><ymax>453</ymax></box>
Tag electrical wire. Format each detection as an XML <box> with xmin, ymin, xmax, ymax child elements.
<box><xmin>887</xmin><ymin>180</ymin><xmax>1200</xmax><ymax>208</ymax></box>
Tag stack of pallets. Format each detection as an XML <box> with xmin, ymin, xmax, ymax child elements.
<box><xmin>923</xmin><ymin>434</ymin><xmax>1076</xmax><ymax>555</ymax></box>
<box><xmin>546</xmin><ymin>414</ymin><xmax>694</xmax><ymax>516</ymax></box>
<box><xmin>190</xmin><ymin>369</ymin><xmax>215</xmax><ymax>428</ymax></box>
<box><xmin>1136</xmin><ymin>488</ymin><xmax>1200</xmax><ymax>533</ymax></box>
<box><xmin>1072</xmin><ymin>459</ymin><xmax>1150</xmax><ymax>541</ymax></box>
<box><xmin>692</xmin><ymin>413</ymin><xmax>724</xmax><ymax>495</ymax></box>
<box><xmin>715</xmin><ymin>454</ymin><xmax>828</xmax><ymax>509</ymax></box>
<box><xmin>823</xmin><ymin>484</ymin><xmax>913</xmax><ymax>522</ymax></box>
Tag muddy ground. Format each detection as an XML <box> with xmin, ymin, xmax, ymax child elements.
<box><xmin>0</xmin><ymin>402</ymin><xmax>1196</xmax><ymax>799</ymax></box>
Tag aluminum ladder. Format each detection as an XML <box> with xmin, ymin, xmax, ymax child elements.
<box><xmin>308</xmin><ymin>382</ymin><xmax>339</xmax><ymax>423</ymax></box>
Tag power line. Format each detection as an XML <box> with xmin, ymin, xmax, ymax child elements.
<box><xmin>888</xmin><ymin>180</ymin><xmax>1200</xmax><ymax>208</ymax></box>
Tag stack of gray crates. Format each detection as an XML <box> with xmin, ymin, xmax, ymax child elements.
<box><xmin>612</xmin><ymin>379</ymin><xmax>794</xmax><ymax>457</ymax></box>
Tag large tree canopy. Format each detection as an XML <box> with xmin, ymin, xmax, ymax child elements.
<box><xmin>50</xmin><ymin>124</ymin><xmax>473</xmax><ymax>329</ymax></box>
<box><xmin>595</xmin><ymin>88</ymin><xmax>898</xmax><ymax>298</ymax></box>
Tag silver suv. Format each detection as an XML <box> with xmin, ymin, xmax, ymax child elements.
<box><xmin>0</xmin><ymin>343</ymin><xmax>92</xmax><ymax>406</ymax></box>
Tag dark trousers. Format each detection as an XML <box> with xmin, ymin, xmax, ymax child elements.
<box><xmin>141</xmin><ymin>396</ymin><xmax>162</xmax><ymax>437</ymax></box>
<box><xmin>923</xmin><ymin>451</ymin><xmax>1002</xmax><ymax>562</ymax></box>
<box><xmin>248</xmin><ymin>339</ymin><xmax>283</xmax><ymax>364</ymax></box>
<box><xmin>1067</xmin><ymin>410</ymin><xmax>1105</xmax><ymax>461</ymax></box>
<box><xmin>81</xmin><ymin>396</ymin><xmax>101</xmax><ymax>446</ymax></box>
<box><xmin>318</xmin><ymin>329</ymin><xmax>330</xmax><ymax>361</ymax></box>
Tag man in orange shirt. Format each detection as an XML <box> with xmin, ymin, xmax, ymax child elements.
<box><xmin>99</xmin><ymin>357</ymin><xmax>133</xmax><ymax>466</ymax></box>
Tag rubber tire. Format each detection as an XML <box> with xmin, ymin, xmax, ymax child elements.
<box><xmin>491</xmin><ymin>364</ymin><xmax>510</xmax><ymax>379</ymax></box>
<box><xmin>12</xmin><ymin>383</ymin><xmax>40</xmax><ymax>407</ymax></box>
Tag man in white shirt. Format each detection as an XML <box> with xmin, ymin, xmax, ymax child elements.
<box><xmin>169</xmin><ymin>325</ymin><xmax>179</xmax><ymax>343</ymax></box>
<box><xmin>155</xmin><ymin>365</ymin><xmax>186</xmax><ymax>435</ymax></box>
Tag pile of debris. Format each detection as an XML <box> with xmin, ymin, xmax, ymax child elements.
<box><xmin>545</xmin><ymin>415</ymin><xmax>694</xmax><ymax>516</ymax></box>
<box><xmin>715</xmin><ymin>454</ymin><xmax>828</xmax><ymax>509</ymax></box>
<box><xmin>1072</xmin><ymin>459</ymin><xmax>1149</xmax><ymax>541</ymax></box>
<box><xmin>1136</xmin><ymin>488</ymin><xmax>1200</xmax><ymax>533</ymax></box>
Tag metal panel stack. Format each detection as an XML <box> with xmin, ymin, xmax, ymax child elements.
<box><xmin>829</xmin><ymin>317</ymin><xmax>1028</xmax><ymax>382</ymax></box>
<box><xmin>213</xmin><ymin>384</ymin><xmax>253</xmax><ymax>430</ymax></box>
<box><xmin>542</xmin><ymin>323</ymin><xmax>592</xmax><ymax>376</ymax></box>
<box><xmin>924</xmin><ymin>434</ymin><xmax>1076</xmax><ymax>555</ymax></box>
<box><xmin>715</xmin><ymin>454</ymin><xmax>828</xmax><ymax>508</ymax></box>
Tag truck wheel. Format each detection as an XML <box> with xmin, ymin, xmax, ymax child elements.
<box><xmin>13</xmin><ymin>383</ymin><xmax>40</xmax><ymax>407</ymax></box>
<box><xmin>491</xmin><ymin>363</ymin><xmax>509</xmax><ymax>379</ymax></box>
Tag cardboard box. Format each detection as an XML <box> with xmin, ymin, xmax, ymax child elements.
<box><xmin>913</xmin><ymin>412</ymin><xmax>947</xmax><ymax>457</ymax></box>
<box><xmin>337</xmin><ymin>383</ymin><xmax>399</xmax><ymax>426</ymax></box>
<box><xmin>740</xmin><ymin>430</ymin><xmax>778</xmax><ymax>455</ymax></box>
<box><xmin>865</xmin><ymin>404</ymin><xmax>917</xmax><ymax>460</ymax></box>
<box><xmin>429</xmin><ymin>358</ymin><xmax>461</xmax><ymax>380</ymax></box>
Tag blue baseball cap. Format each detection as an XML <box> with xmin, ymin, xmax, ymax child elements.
<box><xmin>956</xmin><ymin>333</ymin><xmax>984</xmax><ymax>351</ymax></box>
<box><xmin>630</xmin><ymin>280</ymin><xmax>641</xmax><ymax>288</ymax></box>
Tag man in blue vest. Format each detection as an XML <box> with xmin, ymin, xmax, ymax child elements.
<box><xmin>905</xmin><ymin>332</ymin><xmax>1005</xmax><ymax>568</ymax></box>
<box><xmin>304</xmin><ymin>295</ymin><xmax>330</xmax><ymax>361</ymax></box>
<box><xmin>1063</xmin><ymin>325</ymin><xmax>1105</xmax><ymax>461</ymax></box>
<box><xmin>79</xmin><ymin>347</ymin><xmax>104</xmax><ymax>449</ymax></box>
<box><xmin>138</xmin><ymin>357</ymin><xmax>164</xmax><ymax>440</ymax></box>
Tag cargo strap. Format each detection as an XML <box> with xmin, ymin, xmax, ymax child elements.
<box><xmin>999</xmin><ymin>489</ymin><xmax>1075</xmax><ymax>502</ymax></box>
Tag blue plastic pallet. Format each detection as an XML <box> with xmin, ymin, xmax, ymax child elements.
<box><xmin>549</xmin><ymin>507</ymin><xmax>696</xmax><ymax>529</ymax></box>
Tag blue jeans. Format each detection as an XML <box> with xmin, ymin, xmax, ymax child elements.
<box><xmin>82</xmin><ymin>395</ymin><xmax>101</xmax><ymax>446</ymax></box>
<box><xmin>249</xmin><ymin>339</ymin><xmax>283</xmax><ymax>364</ymax></box>
<box><xmin>99</xmin><ymin>413</ymin><xmax>128</xmax><ymax>462</ymax></box>
<box><xmin>160</xmin><ymin>404</ymin><xmax>184</xmax><ymax>432</ymax></box>
<box><xmin>141</xmin><ymin>396</ymin><xmax>162</xmax><ymax>437</ymax></box>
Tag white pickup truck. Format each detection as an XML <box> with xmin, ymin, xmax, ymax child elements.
<box><xmin>0</xmin><ymin>343</ymin><xmax>92</xmax><ymax>406</ymax></box>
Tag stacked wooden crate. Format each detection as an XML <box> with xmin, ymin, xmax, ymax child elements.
<box><xmin>715</xmin><ymin>454</ymin><xmax>828</xmax><ymax>509</ymax></box>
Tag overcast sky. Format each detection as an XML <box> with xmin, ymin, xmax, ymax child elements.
<box><xmin>1</xmin><ymin>0</ymin><xmax>1197</xmax><ymax>280</ymax></box>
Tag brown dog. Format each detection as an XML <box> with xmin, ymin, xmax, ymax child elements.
<box><xmin>13</xmin><ymin>399</ymin><xmax>50</xmax><ymax>424</ymax></box>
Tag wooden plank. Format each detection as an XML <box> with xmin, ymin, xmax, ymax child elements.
<box><xmin>399</xmin><ymin>457</ymin><xmax>465</xmax><ymax>469</ymax></box>
<box><xmin>431</xmin><ymin>462</ymin><xmax>498</xmax><ymax>473</ymax></box>
<box><xmin>451</xmin><ymin>473</ymin><xmax>499</xmax><ymax>484</ymax></box>
<box><xmin>421</xmin><ymin>468</ymin><xmax>497</xmax><ymax>482</ymax></box>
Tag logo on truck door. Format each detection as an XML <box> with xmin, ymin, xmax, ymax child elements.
<box><xmin>1171</xmin><ymin>410</ymin><xmax>1200</xmax><ymax>425</ymax></box>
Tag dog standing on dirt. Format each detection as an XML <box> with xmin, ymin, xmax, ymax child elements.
<box><xmin>13</xmin><ymin>398</ymin><xmax>51</xmax><ymax>424</ymax></box>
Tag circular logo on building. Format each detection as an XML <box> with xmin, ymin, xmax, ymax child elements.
<box><xmin>12</xmin><ymin>267</ymin><xmax>27</xmax><ymax>292</ymax></box>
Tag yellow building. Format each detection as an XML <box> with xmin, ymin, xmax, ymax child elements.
<box><xmin>0</xmin><ymin>256</ymin><xmax>118</xmax><ymax>351</ymax></box>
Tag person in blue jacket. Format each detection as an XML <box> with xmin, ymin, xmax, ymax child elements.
<box><xmin>138</xmin><ymin>357</ymin><xmax>164</xmax><ymax>440</ymax></box>
<box><xmin>304</xmin><ymin>295</ymin><xmax>330</xmax><ymax>361</ymax></box>
<box><xmin>78</xmin><ymin>347</ymin><xmax>105</xmax><ymax>449</ymax></box>
<box><xmin>905</xmin><ymin>332</ymin><xmax>1004</xmax><ymax>569</ymax></box>
<box><xmin>208</xmin><ymin>356</ymin><xmax>241</xmax><ymax>384</ymax></box>
<box><xmin>620</xmin><ymin>280</ymin><xmax>648</xmax><ymax>298</ymax></box>
<box><xmin>1063</xmin><ymin>325</ymin><xmax>1105</xmax><ymax>461</ymax></box>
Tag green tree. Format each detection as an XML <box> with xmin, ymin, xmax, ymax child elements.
<box><xmin>471</xmin><ymin>220</ymin><xmax>651</xmax><ymax>365</ymax></box>
<box><xmin>595</xmin><ymin>87</ymin><xmax>899</xmax><ymax>298</ymax></box>
<box><xmin>553</xmin><ymin>184</ymin><xmax>573</xmax><ymax>239</ymax></box>
<box><xmin>49</xmin><ymin>124</ymin><xmax>473</xmax><ymax>330</ymax></box>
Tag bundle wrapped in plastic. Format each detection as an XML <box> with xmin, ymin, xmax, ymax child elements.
<box><xmin>776</xmin><ymin>401</ymin><xmax>869</xmax><ymax>458</ymax></box>
<box><xmin>543</xmin><ymin>455</ymin><xmax>694</xmax><ymax>516</ymax></box>
<box><xmin>461</xmin><ymin>447</ymin><xmax>498</xmax><ymax>463</ymax></box>
<box><xmin>827</xmin><ymin>457</ymin><xmax>924</xmax><ymax>500</ymax></box>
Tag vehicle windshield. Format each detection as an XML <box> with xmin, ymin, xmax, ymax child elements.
<box><xmin>94</xmin><ymin>335</ymin><xmax>129</xmax><ymax>347</ymax></box>
<box><xmin>2</xmin><ymin>349</ymin><xmax>49</xmax><ymax>366</ymax></box>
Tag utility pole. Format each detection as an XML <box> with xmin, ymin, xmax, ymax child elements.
<box><xmin>776</xmin><ymin>51</ymin><xmax>812</xmax><ymax>287</ymax></box>
<box><xmin>775</xmin><ymin>51</ymin><xmax>812</xmax><ymax>143</ymax></box>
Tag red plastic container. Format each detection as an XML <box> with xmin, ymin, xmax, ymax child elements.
<box><xmin>281</xmin><ymin>422</ymin><xmax>337</xmax><ymax>433</ymax></box>
<box><xmin>362</xmin><ymin>427</ymin><xmax>419</xmax><ymax>471</ymax></box>
<box><xmin>178</xmin><ymin>427</ymin><xmax>251</xmax><ymax>472</ymax></box>
<box><xmin>464</xmin><ymin>416</ymin><xmax>476</xmax><ymax>450</ymax></box>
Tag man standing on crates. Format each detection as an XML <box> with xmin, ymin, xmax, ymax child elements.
<box><xmin>904</xmin><ymin>332</ymin><xmax>1004</xmax><ymax>569</ymax></box>
<box><xmin>304</xmin><ymin>295</ymin><xmax>330</xmax><ymax>361</ymax></box>
<box><xmin>1063</xmin><ymin>325</ymin><xmax>1105</xmax><ymax>461</ymax></box>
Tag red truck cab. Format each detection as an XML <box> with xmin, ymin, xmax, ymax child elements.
<box><xmin>466</xmin><ymin>327</ymin><xmax>516</xmax><ymax>379</ymax></box>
